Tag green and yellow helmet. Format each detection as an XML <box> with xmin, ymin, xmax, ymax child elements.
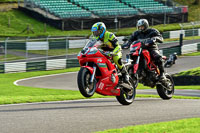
<box><xmin>91</xmin><ymin>22</ymin><xmax>106</xmax><ymax>40</ymax></box>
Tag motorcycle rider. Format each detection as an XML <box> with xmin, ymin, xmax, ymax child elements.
<box><xmin>91</xmin><ymin>22</ymin><xmax>129</xmax><ymax>83</ymax></box>
<box><xmin>122</xmin><ymin>19</ymin><xmax>166</xmax><ymax>80</ymax></box>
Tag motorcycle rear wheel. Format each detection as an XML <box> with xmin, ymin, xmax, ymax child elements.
<box><xmin>116</xmin><ymin>77</ymin><xmax>136</xmax><ymax>105</ymax></box>
<box><xmin>156</xmin><ymin>73</ymin><xmax>174</xmax><ymax>100</ymax></box>
<box><xmin>77</xmin><ymin>67</ymin><xmax>96</xmax><ymax>97</ymax></box>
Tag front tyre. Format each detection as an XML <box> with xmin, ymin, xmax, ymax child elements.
<box><xmin>156</xmin><ymin>73</ymin><xmax>174</xmax><ymax>100</ymax></box>
<box><xmin>77</xmin><ymin>67</ymin><xmax>96</xmax><ymax>97</ymax></box>
<box><xmin>116</xmin><ymin>77</ymin><xmax>136</xmax><ymax>105</ymax></box>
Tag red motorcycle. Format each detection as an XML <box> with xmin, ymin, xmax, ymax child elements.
<box><xmin>126</xmin><ymin>40</ymin><xmax>174</xmax><ymax>99</ymax></box>
<box><xmin>77</xmin><ymin>38</ymin><xmax>136</xmax><ymax>105</ymax></box>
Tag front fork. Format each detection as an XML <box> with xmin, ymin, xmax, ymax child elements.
<box><xmin>133</xmin><ymin>48</ymin><xmax>142</xmax><ymax>74</ymax></box>
<box><xmin>90</xmin><ymin>65</ymin><xmax>96</xmax><ymax>83</ymax></box>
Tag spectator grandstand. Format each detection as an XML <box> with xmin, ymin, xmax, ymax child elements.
<box><xmin>26</xmin><ymin>0</ymin><xmax>92</xmax><ymax>18</ymax></box>
<box><xmin>21</xmin><ymin>0</ymin><xmax>188</xmax><ymax>30</ymax></box>
<box><xmin>70</xmin><ymin>0</ymin><xmax>138</xmax><ymax>17</ymax></box>
<box><xmin>121</xmin><ymin>0</ymin><xmax>174</xmax><ymax>14</ymax></box>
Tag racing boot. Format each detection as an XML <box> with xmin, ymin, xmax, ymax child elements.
<box><xmin>121</xmin><ymin>66</ymin><xmax>129</xmax><ymax>83</ymax></box>
<box><xmin>158</xmin><ymin>62</ymin><xmax>166</xmax><ymax>81</ymax></box>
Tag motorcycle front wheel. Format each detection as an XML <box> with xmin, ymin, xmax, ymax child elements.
<box><xmin>156</xmin><ymin>73</ymin><xmax>174</xmax><ymax>100</ymax></box>
<box><xmin>116</xmin><ymin>77</ymin><xmax>136</xmax><ymax>105</ymax></box>
<box><xmin>77</xmin><ymin>67</ymin><xmax>96</xmax><ymax>97</ymax></box>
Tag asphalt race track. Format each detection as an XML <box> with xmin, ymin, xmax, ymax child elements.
<box><xmin>0</xmin><ymin>98</ymin><xmax>200</xmax><ymax>133</ymax></box>
<box><xmin>16</xmin><ymin>56</ymin><xmax>200</xmax><ymax>97</ymax></box>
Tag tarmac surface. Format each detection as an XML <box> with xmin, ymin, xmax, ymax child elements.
<box><xmin>0</xmin><ymin>98</ymin><xmax>200</xmax><ymax>133</ymax></box>
<box><xmin>16</xmin><ymin>56</ymin><xmax>200</xmax><ymax>97</ymax></box>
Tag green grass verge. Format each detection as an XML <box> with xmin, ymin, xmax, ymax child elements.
<box><xmin>0</xmin><ymin>9</ymin><xmax>200</xmax><ymax>37</ymax></box>
<box><xmin>95</xmin><ymin>118</ymin><xmax>200</xmax><ymax>133</ymax></box>
<box><xmin>0</xmin><ymin>0</ymin><xmax>19</xmax><ymax>2</ymax></box>
<box><xmin>183</xmin><ymin>51</ymin><xmax>200</xmax><ymax>56</ymax></box>
<box><xmin>164</xmin><ymin>36</ymin><xmax>200</xmax><ymax>42</ymax></box>
<box><xmin>0</xmin><ymin>54</ymin><xmax>25</xmax><ymax>61</ymax></box>
<box><xmin>175</xmin><ymin>67</ymin><xmax>200</xmax><ymax>76</ymax></box>
<box><xmin>0</xmin><ymin>10</ymin><xmax>91</xmax><ymax>37</ymax></box>
<box><xmin>0</xmin><ymin>67</ymin><xmax>114</xmax><ymax>104</ymax></box>
<box><xmin>174</xmin><ymin>0</ymin><xmax>200</xmax><ymax>22</ymax></box>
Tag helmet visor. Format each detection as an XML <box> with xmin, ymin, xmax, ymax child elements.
<box><xmin>93</xmin><ymin>30</ymin><xmax>100</xmax><ymax>37</ymax></box>
<box><xmin>137</xmin><ymin>25</ymin><xmax>145</xmax><ymax>31</ymax></box>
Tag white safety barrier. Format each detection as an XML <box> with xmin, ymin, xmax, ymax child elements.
<box><xmin>5</xmin><ymin>62</ymin><xmax>26</xmax><ymax>73</ymax></box>
<box><xmin>69</xmin><ymin>39</ymin><xmax>88</xmax><ymax>48</ymax></box>
<box><xmin>169</xmin><ymin>30</ymin><xmax>185</xmax><ymax>39</ymax></box>
<box><xmin>46</xmin><ymin>59</ymin><xmax>66</xmax><ymax>70</ymax></box>
<box><xmin>160</xmin><ymin>50</ymin><xmax>163</xmax><ymax>56</ymax></box>
<box><xmin>199</xmin><ymin>29</ymin><xmax>200</xmax><ymax>36</ymax></box>
<box><xmin>26</xmin><ymin>41</ymin><xmax>49</xmax><ymax>50</ymax></box>
<box><xmin>182</xmin><ymin>43</ymin><xmax>198</xmax><ymax>54</ymax></box>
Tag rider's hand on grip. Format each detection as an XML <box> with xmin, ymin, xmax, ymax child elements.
<box><xmin>104</xmin><ymin>51</ymin><xmax>113</xmax><ymax>57</ymax></box>
<box><xmin>141</xmin><ymin>39</ymin><xmax>153</xmax><ymax>48</ymax></box>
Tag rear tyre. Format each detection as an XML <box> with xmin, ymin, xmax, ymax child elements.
<box><xmin>156</xmin><ymin>73</ymin><xmax>174</xmax><ymax>100</ymax></box>
<box><xmin>77</xmin><ymin>67</ymin><xmax>96</xmax><ymax>97</ymax></box>
<box><xmin>116</xmin><ymin>77</ymin><xmax>136</xmax><ymax>105</ymax></box>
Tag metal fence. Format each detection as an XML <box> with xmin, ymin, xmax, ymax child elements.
<box><xmin>0</xmin><ymin>30</ymin><xmax>200</xmax><ymax>73</ymax></box>
<box><xmin>0</xmin><ymin>37</ymin><xmax>69</xmax><ymax>62</ymax></box>
<box><xmin>0</xmin><ymin>36</ymin><xmax>89</xmax><ymax>73</ymax></box>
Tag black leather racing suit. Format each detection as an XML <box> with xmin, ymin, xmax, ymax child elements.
<box><xmin>126</xmin><ymin>28</ymin><xmax>165</xmax><ymax>76</ymax></box>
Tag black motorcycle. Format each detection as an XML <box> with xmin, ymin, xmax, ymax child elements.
<box><xmin>164</xmin><ymin>53</ymin><xmax>178</xmax><ymax>68</ymax></box>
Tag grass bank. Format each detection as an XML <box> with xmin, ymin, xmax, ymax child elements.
<box><xmin>174</xmin><ymin>0</ymin><xmax>200</xmax><ymax>22</ymax></box>
<box><xmin>183</xmin><ymin>51</ymin><xmax>200</xmax><ymax>56</ymax></box>
<box><xmin>0</xmin><ymin>9</ymin><xmax>200</xmax><ymax>37</ymax></box>
<box><xmin>95</xmin><ymin>118</ymin><xmax>200</xmax><ymax>133</ymax></box>
<box><xmin>175</xmin><ymin>66</ymin><xmax>200</xmax><ymax>76</ymax></box>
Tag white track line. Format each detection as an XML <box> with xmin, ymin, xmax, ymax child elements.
<box><xmin>0</xmin><ymin>98</ymin><xmax>114</xmax><ymax>107</ymax></box>
<box><xmin>13</xmin><ymin>72</ymin><xmax>78</xmax><ymax>86</ymax></box>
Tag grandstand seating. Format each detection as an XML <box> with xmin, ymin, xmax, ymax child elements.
<box><xmin>70</xmin><ymin>0</ymin><xmax>138</xmax><ymax>17</ymax></box>
<box><xmin>26</xmin><ymin>0</ymin><xmax>174</xmax><ymax>19</ymax></box>
<box><xmin>27</xmin><ymin>0</ymin><xmax>92</xmax><ymax>18</ymax></box>
<box><xmin>121</xmin><ymin>0</ymin><xmax>174</xmax><ymax>14</ymax></box>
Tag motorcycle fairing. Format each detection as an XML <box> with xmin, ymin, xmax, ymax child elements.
<box><xmin>78</xmin><ymin>45</ymin><xmax>121</xmax><ymax>96</ymax></box>
<box><xmin>142</xmin><ymin>50</ymin><xmax>151</xmax><ymax>65</ymax></box>
<box><xmin>95</xmin><ymin>73</ymin><xmax>120</xmax><ymax>96</ymax></box>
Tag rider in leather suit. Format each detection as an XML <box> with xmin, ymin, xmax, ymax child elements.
<box><xmin>91</xmin><ymin>22</ymin><xmax>129</xmax><ymax>82</ymax></box>
<box><xmin>123</xmin><ymin>19</ymin><xmax>166</xmax><ymax>80</ymax></box>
